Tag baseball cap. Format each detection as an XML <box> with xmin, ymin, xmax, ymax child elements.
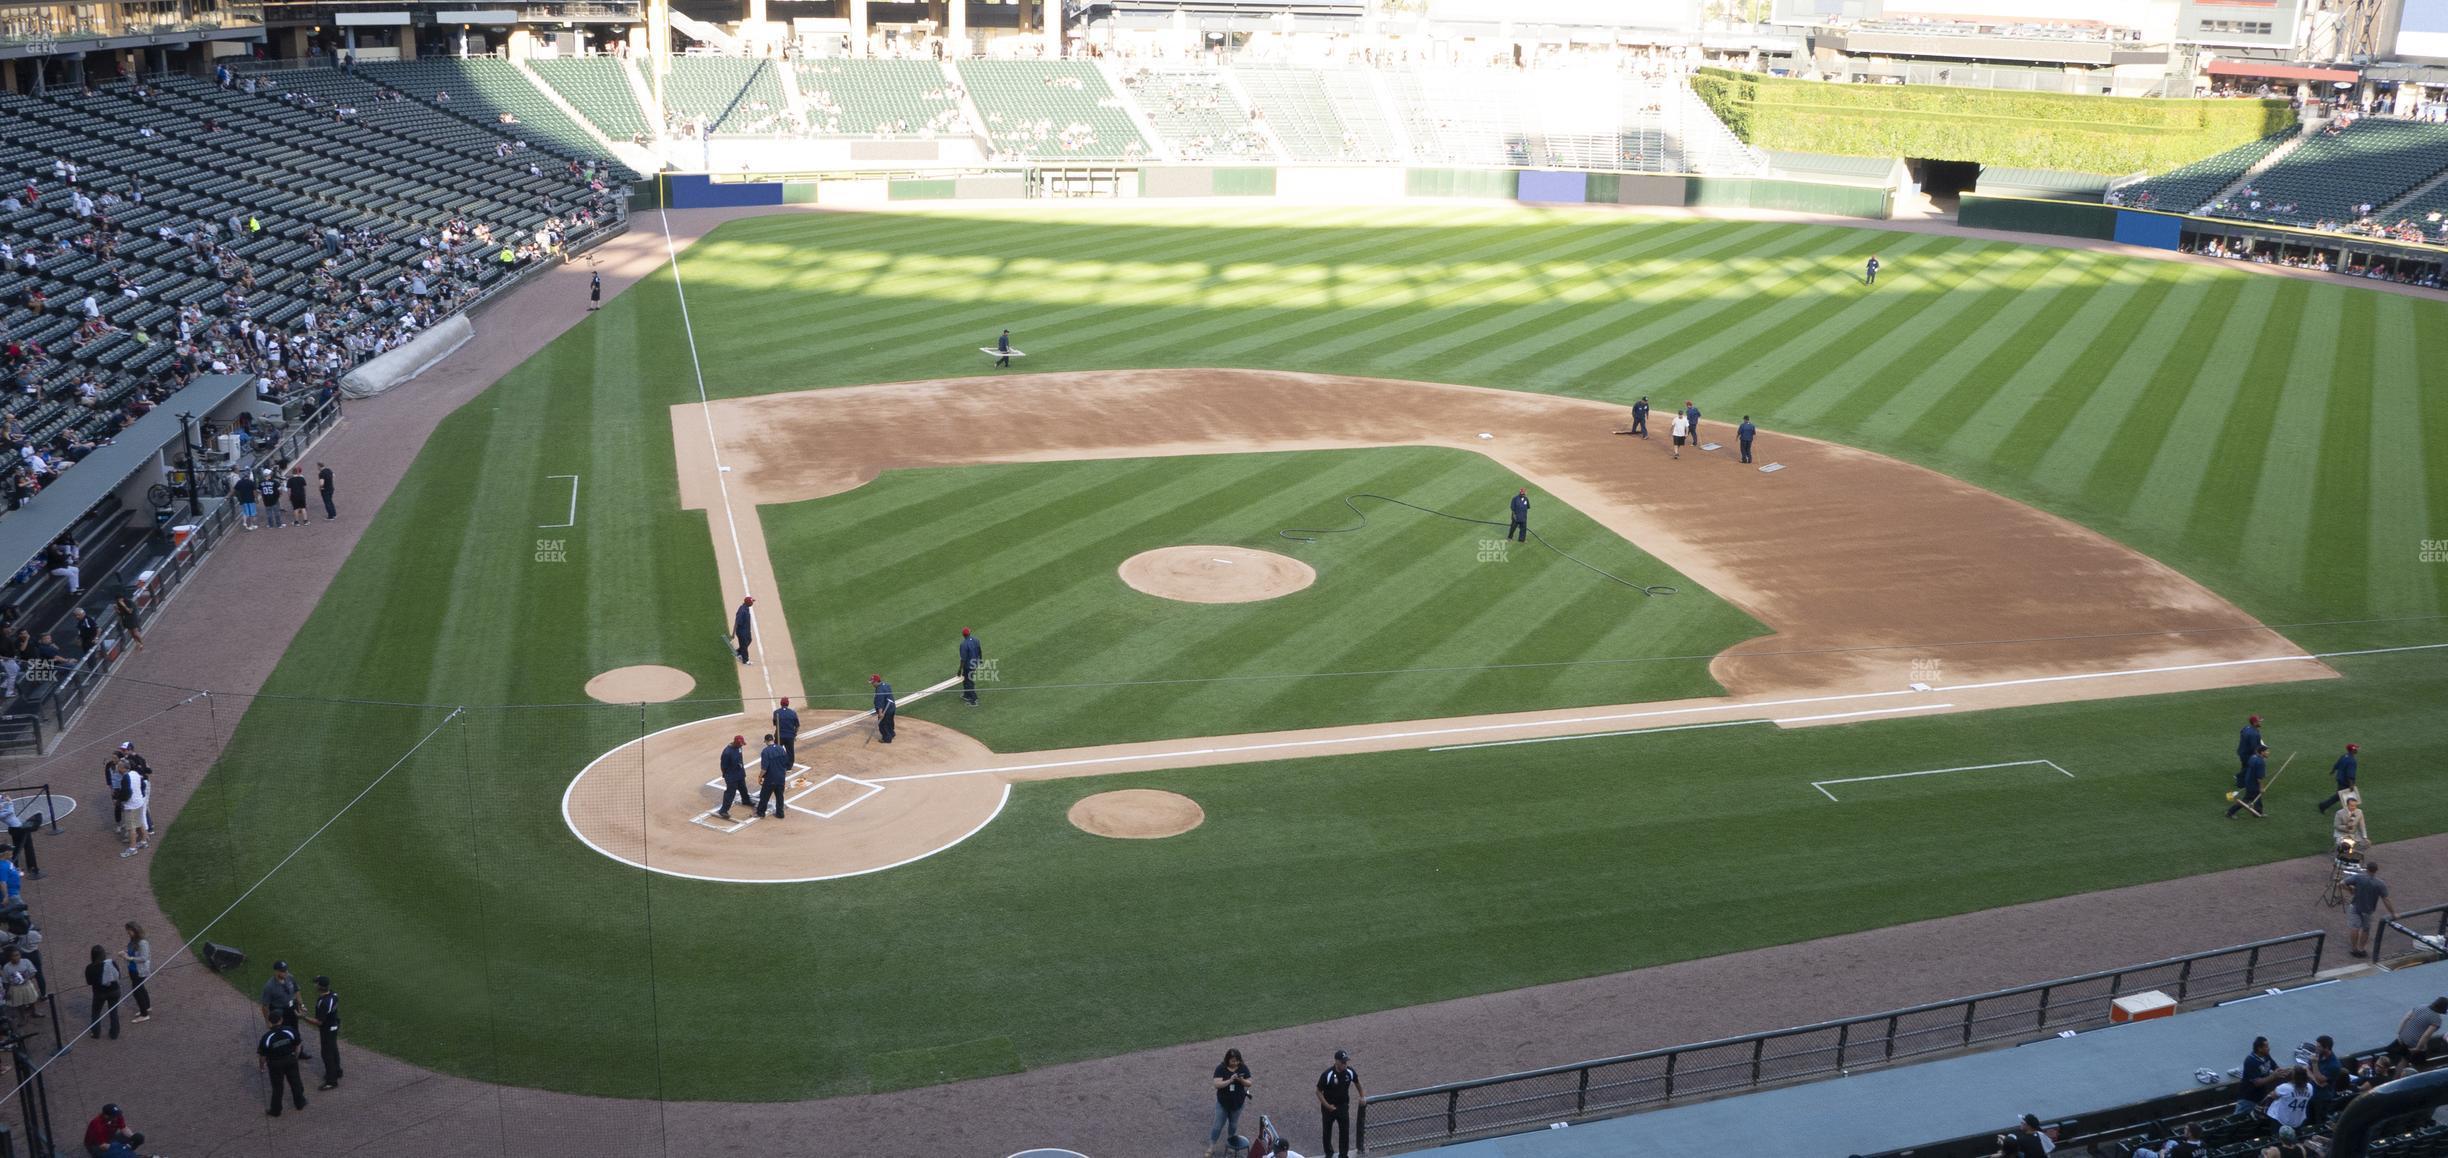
<box><xmin>741</xmin><ymin>595</ymin><xmax>754</xmax><ymax>605</ymax></box>
<box><xmin>731</xmin><ymin>735</ymin><xmax>744</xmax><ymax>745</ymax></box>
<box><xmin>2021</xmin><ymin>1113</ymin><xmax>2041</xmax><ymax>1129</ymax></box>
<box><xmin>313</xmin><ymin>975</ymin><xmax>329</xmax><ymax>987</ymax></box>
<box><xmin>2279</xmin><ymin>1126</ymin><xmax>2298</xmax><ymax>1141</ymax></box>
<box><xmin>2250</xmin><ymin>714</ymin><xmax>2262</xmax><ymax>724</ymax></box>
<box><xmin>117</xmin><ymin>741</ymin><xmax>132</xmax><ymax>751</ymax></box>
<box><xmin>273</xmin><ymin>960</ymin><xmax>289</xmax><ymax>971</ymax></box>
<box><xmin>961</xmin><ymin>627</ymin><xmax>971</xmax><ymax>637</ymax></box>
<box><xmin>2348</xmin><ymin>743</ymin><xmax>2360</xmax><ymax>752</ymax></box>
<box><xmin>870</xmin><ymin>674</ymin><xmax>882</xmax><ymax>684</ymax></box>
<box><xmin>779</xmin><ymin>697</ymin><xmax>789</xmax><ymax>707</ymax></box>
<box><xmin>1334</xmin><ymin>1049</ymin><xmax>1350</xmax><ymax>1061</ymax></box>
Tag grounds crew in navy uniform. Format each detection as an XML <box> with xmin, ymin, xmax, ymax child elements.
<box><xmin>958</xmin><ymin>628</ymin><xmax>984</xmax><ymax>706</ymax></box>
<box><xmin>730</xmin><ymin>595</ymin><xmax>755</xmax><ymax>664</ymax></box>
<box><xmin>2227</xmin><ymin>743</ymin><xmax>2270</xmax><ymax>818</ymax></box>
<box><xmin>871</xmin><ymin>674</ymin><xmax>897</xmax><ymax>743</ymax></box>
<box><xmin>1738</xmin><ymin>416</ymin><xmax>1758</xmax><ymax>464</ymax></box>
<box><xmin>754</xmin><ymin>733</ymin><xmax>790</xmax><ymax>819</ymax></box>
<box><xmin>716</xmin><ymin>735</ymin><xmax>752</xmax><ymax>820</ymax></box>
<box><xmin>259</xmin><ymin>1007</ymin><xmax>308</xmax><ymax>1115</ymax></box>
<box><xmin>2318</xmin><ymin>743</ymin><xmax>2361</xmax><ymax>815</ymax></box>
<box><xmin>772</xmin><ymin>697</ymin><xmax>800</xmax><ymax>764</ymax></box>
<box><xmin>306</xmin><ymin>975</ymin><xmax>341</xmax><ymax>1090</ymax></box>
<box><xmin>1684</xmin><ymin>401</ymin><xmax>1702</xmax><ymax>447</ymax></box>
<box><xmin>2238</xmin><ymin>714</ymin><xmax>2263</xmax><ymax>777</ymax></box>
<box><xmin>1631</xmin><ymin>396</ymin><xmax>1650</xmax><ymax>438</ymax></box>
<box><xmin>1507</xmin><ymin>489</ymin><xmax>1530</xmax><ymax>543</ymax></box>
<box><xmin>1865</xmin><ymin>254</ymin><xmax>1880</xmax><ymax>285</ymax></box>
<box><xmin>994</xmin><ymin>328</ymin><xmax>1013</xmax><ymax>368</ymax></box>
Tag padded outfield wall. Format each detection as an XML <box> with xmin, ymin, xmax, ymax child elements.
<box><xmin>643</xmin><ymin>166</ymin><xmax>1894</xmax><ymax>219</ymax></box>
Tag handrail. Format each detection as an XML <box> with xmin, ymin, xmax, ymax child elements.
<box><xmin>1358</xmin><ymin>929</ymin><xmax>2327</xmax><ymax>1152</ymax></box>
<box><xmin>2373</xmin><ymin>901</ymin><xmax>2448</xmax><ymax>962</ymax></box>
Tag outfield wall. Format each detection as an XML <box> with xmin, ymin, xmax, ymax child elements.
<box><xmin>640</xmin><ymin>167</ymin><xmax>1895</xmax><ymax>220</ymax></box>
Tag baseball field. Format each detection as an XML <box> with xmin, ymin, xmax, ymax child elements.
<box><xmin>151</xmin><ymin>203</ymin><xmax>2448</xmax><ymax>1102</ymax></box>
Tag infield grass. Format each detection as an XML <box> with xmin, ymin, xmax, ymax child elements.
<box><xmin>152</xmin><ymin>204</ymin><xmax>2448</xmax><ymax>1101</ymax></box>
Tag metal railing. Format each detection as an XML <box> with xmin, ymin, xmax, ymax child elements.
<box><xmin>1358</xmin><ymin>930</ymin><xmax>2329</xmax><ymax>1152</ymax></box>
<box><xmin>2374</xmin><ymin>902</ymin><xmax>2448</xmax><ymax>962</ymax></box>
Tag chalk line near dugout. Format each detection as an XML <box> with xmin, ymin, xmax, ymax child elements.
<box><xmin>1811</xmin><ymin>758</ymin><xmax>2075</xmax><ymax>803</ymax></box>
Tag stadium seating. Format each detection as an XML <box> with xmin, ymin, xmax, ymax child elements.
<box><xmin>955</xmin><ymin>59</ymin><xmax>1150</xmax><ymax>162</ymax></box>
<box><xmin>354</xmin><ymin>58</ymin><xmax>632</xmax><ymax>168</ymax></box>
<box><xmin>2115</xmin><ymin>132</ymin><xmax>2291</xmax><ymax>214</ymax></box>
<box><xmin>662</xmin><ymin>57</ymin><xmax>790</xmax><ymax>135</ymax></box>
<box><xmin>1384</xmin><ymin>69</ymin><xmax>1526</xmax><ymax>166</ymax></box>
<box><xmin>1115</xmin><ymin>68</ymin><xmax>1272</xmax><ymax>162</ymax></box>
<box><xmin>2204</xmin><ymin>118</ymin><xmax>2448</xmax><ymax>227</ymax></box>
<box><xmin>792</xmin><ymin>59</ymin><xmax>968</xmax><ymax>137</ymax></box>
<box><xmin>530</xmin><ymin>57</ymin><xmax>653</xmax><ymax>142</ymax></box>
<box><xmin>1231</xmin><ymin>64</ymin><xmax>1402</xmax><ymax>162</ymax></box>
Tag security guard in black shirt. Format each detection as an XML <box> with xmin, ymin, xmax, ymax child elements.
<box><xmin>259</xmin><ymin>1008</ymin><xmax>308</xmax><ymax>1115</ymax></box>
<box><xmin>306</xmin><ymin>975</ymin><xmax>342</xmax><ymax>1090</ymax></box>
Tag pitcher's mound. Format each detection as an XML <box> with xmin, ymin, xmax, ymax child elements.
<box><xmin>1069</xmin><ymin>789</ymin><xmax>1204</xmax><ymax>839</ymax></box>
<box><xmin>1119</xmin><ymin>546</ymin><xmax>1315</xmax><ymax>604</ymax></box>
<box><xmin>586</xmin><ymin>665</ymin><xmax>696</xmax><ymax>703</ymax></box>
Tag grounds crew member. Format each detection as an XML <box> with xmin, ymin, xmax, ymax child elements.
<box><xmin>306</xmin><ymin>975</ymin><xmax>342</xmax><ymax>1090</ymax></box>
<box><xmin>730</xmin><ymin>595</ymin><xmax>755</xmax><ymax>665</ymax></box>
<box><xmin>1631</xmin><ymin>396</ymin><xmax>1649</xmax><ymax>439</ymax></box>
<box><xmin>1316</xmin><ymin>1048</ymin><xmax>1362</xmax><ymax>1158</ymax></box>
<box><xmin>259</xmin><ymin>1007</ymin><xmax>308</xmax><ymax>1116</ymax></box>
<box><xmin>958</xmin><ymin>628</ymin><xmax>984</xmax><ymax>706</ymax></box>
<box><xmin>2238</xmin><ymin>713</ymin><xmax>2263</xmax><ymax>777</ymax></box>
<box><xmin>772</xmin><ymin>698</ymin><xmax>800</xmax><ymax>764</ymax></box>
<box><xmin>754</xmin><ymin>733</ymin><xmax>790</xmax><ymax>819</ymax></box>
<box><xmin>993</xmin><ymin>328</ymin><xmax>1013</xmax><ymax>368</ymax></box>
<box><xmin>2318</xmin><ymin>743</ymin><xmax>2360</xmax><ymax>815</ymax></box>
<box><xmin>2228</xmin><ymin>743</ymin><xmax>2270</xmax><ymax>818</ymax></box>
<box><xmin>1738</xmin><ymin>416</ymin><xmax>1758</xmax><ymax>465</ymax></box>
<box><xmin>1684</xmin><ymin>400</ymin><xmax>1702</xmax><ymax>447</ymax></box>
<box><xmin>716</xmin><ymin>735</ymin><xmax>753</xmax><ymax>821</ymax></box>
<box><xmin>871</xmin><ymin>675</ymin><xmax>897</xmax><ymax>743</ymax></box>
<box><xmin>1865</xmin><ymin>254</ymin><xmax>1880</xmax><ymax>286</ymax></box>
<box><xmin>1507</xmin><ymin>489</ymin><xmax>1530</xmax><ymax>543</ymax></box>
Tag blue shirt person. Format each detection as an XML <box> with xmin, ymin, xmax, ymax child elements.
<box><xmin>2238</xmin><ymin>715</ymin><xmax>2262</xmax><ymax>773</ymax></box>
<box><xmin>714</xmin><ymin>736</ymin><xmax>752</xmax><ymax>820</ymax></box>
<box><xmin>1506</xmin><ymin>489</ymin><xmax>1529</xmax><ymax>543</ymax></box>
<box><xmin>754</xmin><ymin>735</ymin><xmax>791</xmax><ymax>819</ymax></box>
<box><xmin>2227</xmin><ymin>746</ymin><xmax>2270</xmax><ymax>818</ymax></box>
<box><xmin>958</xmin><ymin>629</ymin><xmax>985</xmax><ymax>705</ymax></box>
<box><xmin>1631</xmin><ymin>397</ymin><xmax>1650</xmax><ymax>438</ymax></box>
<box><xmin>2319</xmin><ymin>743</ymin><xmax>2361</xmax><ymax>814</ymax></box>
<box><xmin>1737</xmin><ymin>417</ymin><xmax>1758</xmax><ymax>464</ymax></box>
<box><xmin>771</xmin><ymin>698</ymin><xmax>800</xmax><ymax>761</ymax></box>
<box><xmin>730</xmin><ymin>596</ymin><xmax>755</xmax><ymax>664</ymax></box>
<box><xmin>871</xmin><ymin>676</ymin><xmax>897</xmax><ymax>743</ymax></box>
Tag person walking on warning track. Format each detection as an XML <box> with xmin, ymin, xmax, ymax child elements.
<box><xmin>1738</xmin><ymin>416</ymin><xmax>1758</xmax><ymax>465</ymax></box>
<box><xmin>772</xmin><ymin>698</ymin><xmax>800</xmax><ymax>764</ymax></box>
<box><xmin>994</xmin><ymin>328</ymin><xmax>1013</xmax><ymax>368</ymax></box>
<box><xmin>1865</xmin><ymin>255</ymin><xmax>1880</xmax><ymax>286</ymax></box>
<box><xmin>958</xmin><ymin>628</ymin><xmax>984</xmax><ymax>706</ymax></box>
<box><xmin>754</xmin><ymin>734</ymin><xmax>790</xmax><ymax>820</ymax></box>
<box><xmin>1507</xmin><ymin>489</ymin><xmax>1530</xmax><ymax>543</ymax></box>
<box><xmin>716</xmin><ymin>735</ymin><xmax>752</xmax><ymax>821</ymax></box>
<box><xmin>587</xmin><ymin>270</ymin><xmax>601</xmax><ymax>312</ymax></box>
<box><xmin>871</xmin><ymin>675</ymin><xmax>897</xmax><ymax>744</ymax></box>
<box><xmin>1316</xmin><ymin>1049</ymin><xmax>1361</xmax><ymax>1158</ymax></box>
<box><xmin>2349</xmin><ymin>860</ymin><xmax>2397</xmax><ymax>960</ymax></box>
<box><xmin>2318</xmin><ymin>744</ymin><xmax>2360</xmax><ymax>815</ymax></box>
<box><xmin>1631</xmin><ymin>396</ymin><xmax>1650</xmax><ymax>439</ymax></box>
<box><xmin>2227</xmin><ymin>744</ymin><xmax>2270</xmax><ymax>818</ymax></box>
<box><xmin>2238</xmin><ymin>714</ymin><xmax>2263</xmax><ymax>777</ymax></box>
<box><xmin>730</xmin><ymin>596</ymin><xmax>755</xmax><ymax>665</ymax></box>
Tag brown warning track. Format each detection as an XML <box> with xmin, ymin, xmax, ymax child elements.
<box><xmin>561</xmin><ymin>367</ymin><xmax>2334</xmax><ymax>882</ymax></box>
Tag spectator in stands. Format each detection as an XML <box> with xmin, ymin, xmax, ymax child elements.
<box><xmin>69</xmin><ymin>608</ymin><xmax>96</xmax><ymax>655</ymax></box>
<box><xmin>81</xmin><ymin>1103</ymin><xmax>130</xmax><ymax>1157</ymax></box>
<box><xmin>2135</xmin><ymin>1123</ymin><xmax>2204</xmax><ymax>1158</ymax></box>
<box><xmin>2307</xmin><ymin>1034</ymin><xmax>2347</xmax><ymax>1124</ymax></box>
<box><xmin>2239</xmin><ymin>1036</ymin><xmax>2282</xmax><ymax>1113</ymax></box>
<box><xmin>2391</xmin><ymin>996</ymin><xmax>2447</xmax><ymax>1064</ymax></box>
<box><xmin>2262</xmin><ymin>1125</ymin><xmax>2317</xmax><ymax>1158</ymax></box>
<box><xmin>2263</xmin><ymin>1065</ymin><xmax>2314</xmax><ymax>1132</ymax></box>
<box><xmin>1991</xmin><ymin>1115</ymin><xmax>2049</xmax><ymax>1157</ymax></box>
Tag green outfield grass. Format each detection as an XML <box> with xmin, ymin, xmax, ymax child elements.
<box><xmin>151</xmin><ymin>204</ymin><xmax>2448</xmax><ymax>1101</ymax></box>
<box><xmin>765</xmin><ymin>447</ymin><xmax>1763</xmax><ymax>750</ymax></box>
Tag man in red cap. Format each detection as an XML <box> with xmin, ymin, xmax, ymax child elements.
<box><xmin>870</xmin><ymin>675</ymin><xmax>896</xmax><ymax>744</ymax></box>
<box><xmin>957</xmin><ymin>628</ymin><xmax>984</xmax><ymax>707</ymax></box>
<box><xmin>730</xmin><ymin>596</ymin><xmax>755</xmax><ymax>665</ymax></box>
<box><xmin>2238</xmin><ymin>714</ymin><xmax>2263</xmax><ymax>779</ymax></box>
<box><xmin>2318</xmin><ymin>743</ymin><xmax>2360</xmax><ymax>815</ymax></box>
<box><xmin>772</xmin><ymin>697</ymin><xmax>799</xmax><ymax>764</ymax></box>
<box><xmin>715</xmin><ymin>734</ymin><xmax>751</xmax><ymax>821</ymax></box>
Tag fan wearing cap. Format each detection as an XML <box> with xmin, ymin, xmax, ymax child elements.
<box><xmin>2318</xmin><ymin>743</ymin><xmax>2361</xmax><ymax>815</ymax></box>
<box><xmin>871</xmin><ymin>675</ymin><xmax>896</xmax><ymax>744</ymax></box>
<box><xmin>772</xmin><ymin>697</ymin><xmax>800</xmax><ymax>764</ymax></box>
<box><xmin>715</xmin><ymin>735</ymin><xmax>752</xmax><ymax>821</ymax></box>
<box><xmin>2238</xmin><ymin>714</ymin><xmax>2263</xmax><ymax>777</ymax></box>
<box><xmin>956</xmin><ymin>628</ymin><xmax>984</xmax><ymax>707</ymax></box>
<box><xmin>730</xmin><ymin>595</ymin><xmax>756</xmax><ymax>665</ymax></box>
<box><xmin>83</xmin><ymin>1103</ymin><xmax>130</xmax><ymax>1157</ymax></box>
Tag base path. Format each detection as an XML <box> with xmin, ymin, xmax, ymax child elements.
<box><xmin>561</xmin><ymin>368</ymin><xmax>2337</xmax><ymax>881</ymax></box>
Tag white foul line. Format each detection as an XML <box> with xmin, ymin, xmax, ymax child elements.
<box><xmin>659</xmin><ymin>207</ymin><xmax>771</xmax><ymax>703</ymax></box>
<box><xmin>539</xmin><ymin>474</ymin><xmax>579</xmax><ymax>529</ymax></box>
<box><xmin>1773</xmin><ymin>703</ymin><xmax>1954</xmax><ymax>725</ymax></box>
<box><xmin>1429</xmin><ymin>719</ymin><xmax>1762</xmax><ymax>753</ymax></box>
<box><xmin>1812</xmin><ymin>758</ymin><xmax>2073</xmax><ymax>803</ymax></box>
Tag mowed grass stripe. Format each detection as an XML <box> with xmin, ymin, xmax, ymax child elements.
<box><xmin>1792</xmin><ymin>244</ymin><xmax>2072</xmax><ymax>428</ymax></box>
<box><xmin>1981</xmin><ymin>262</ymin><xmax>2188</xmax><ymax>479</ymax></box>
<box><xmin>2168</xmin><ymin>279</ymin><xmax>2308</xmax><ymax>568</ymax></box>
<box><xmin>1538</xmin><ymin>229</ymin><xmax>1876</xmax><ymax>385</ymax></box>
<box><xmin>1644</xmin><ymin>234</ymin><xmax>1975</xmax><ymax>396</ymax></box>
<box><xmin>2365</xmin><ymin>296</ymin><xmax>2434</xmax><ymax>617</ymax></box>
<box><xmin>1856</xmin><ymin>246</ymin><xmax>2090</xmax><ymax>435</ymax></box>
<box><xmin>2246</xmin><ymin>288</ymin><xmax>2346</xmax><ymax>595</ymax></box>
<box><xmin>1939</xmin><ymin>258</ymin><xmax>2163</xmax><ymax>465</ymax></box>
<box><xmin>2303</xmin><ymin>295</ymin><xmax>2375</xmax><ymax>606</ymax></box>
<box><xmin>1889</xmin><ymin>254</ymin><xmax>2121</xmax><ymax>453</ymax></box>
<box><xmin>2416</xmin><ymin>311</ymin><xmax>2448</xmax><ymax>616</ymax></box>
<box><xmin>1710</xmin><ymin>240</ymin><xmax>2007</xmax><ymax>421</ymax></box>
<box><xmin>2072</xmin><ymin>276</ymin><xmax>2249</xmax><ymax>518</ymax></box>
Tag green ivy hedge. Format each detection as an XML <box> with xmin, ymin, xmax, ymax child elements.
<box><xmin>1690</xmin><ymin>68</ymin><xmax>2293</xmax><ymax>173</ymax></box>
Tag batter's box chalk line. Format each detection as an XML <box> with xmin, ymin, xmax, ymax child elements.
<box><xmin>1810</xmin><ymin>758</ymin><xmax>2074</xmax><ymax>802</ymax></box>
<box><xmin>689</xmin><ymin>766</ymin><xmax>886</xmax><ymax>831</ymax></box>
